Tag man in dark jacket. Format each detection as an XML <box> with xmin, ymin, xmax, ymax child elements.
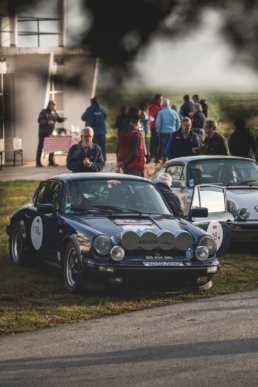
<box><xmin>66</xmin><ymin>127</ymin><xmax>105</xmax><ymax>173</ymax></box>
<box><xmin>155</xmin><ymin>173</ymin><xmax>184</xmax><ymax>218</ymax></box>
<box><xmin>193</xmin><ymin>119</ymin><xmax>229</xmax><ymax>156</ymax></box>
<box><xmin>36</xmin><ymin>100</ymin><xmax>67</xmax><ymax>167</ymax></box>
<box><xmin>166</xmin><ymin>117</ymin><xmax>200</xmax><ymax>159</ymax></box>
<box><xmin>179</xmin><ymin>95</ymin><xmax>194</xmax><ymax>118</ymax></box>
<box><xmin>81</xmin><ymin>97</ymin><xmax>107</xmax><ymax>161</ymax></box>
<box><xmin>228</xmin><ymin>118</ymin><xmax>257</xmax><ymax>160</ymax></box>
<box><xmin>192</xmin><ymin>94</ymin><xmax>208</xmax><ymax>117</ymax></box>
<box><xmin>117</xmin><ymin>107</ymin><xmax>145</xmax><ymax>176</ymax></box>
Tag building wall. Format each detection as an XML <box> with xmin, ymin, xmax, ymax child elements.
<box><xmin>3</xmin><ymin>52</ymin><xmax>96</xmax><ymax>161</ymax></box>
<box><xmin>5</xmin><ymin>54</ymin><xmax>50</xmax><ymax>160</ymax></box>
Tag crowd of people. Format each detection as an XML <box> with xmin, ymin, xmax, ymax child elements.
<box><xmin>35</xmin><ymin>93</ymin><xmax>258</xmax><ymax>218</ymax></box>
<box><xmin>36</xmin><ymin>93</ymin><xmax>258</xmax><ymax>175</ymax></box>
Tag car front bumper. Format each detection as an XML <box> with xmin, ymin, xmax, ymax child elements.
<box><xmin>231</xmin><ymin>221</ymin><xmax>258</xmax><ymax>243</ymax></box>
<box><xmin>81</xmin><ymin>258</ymin><xmax>220</xmax><ymax>289</ymax></box>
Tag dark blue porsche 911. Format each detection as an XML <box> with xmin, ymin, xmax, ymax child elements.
<box><xmin>6</xmin><ymin>173</ymin><xmax>234</xmax><ymax>293</ymax></box>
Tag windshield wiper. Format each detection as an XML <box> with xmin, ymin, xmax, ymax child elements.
<box><xmin>236</xmin><ymin>180</ymin><xmax>257</xmax><ymax>185</ymax></box>
<box><xmin>69</xmin><ymin>207</ymin><xmax>92</xmax><ymax>213</ymax></box>
<box><xmin>93</xmin><ymin>205</ymin><xmax>142</xmax><ymax>215</ymax></box>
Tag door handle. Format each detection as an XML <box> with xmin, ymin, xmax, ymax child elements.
<box><xmin>25</xmin><ymin>214</ymin><xmax>31</xmax><ymax>219</ymax></box>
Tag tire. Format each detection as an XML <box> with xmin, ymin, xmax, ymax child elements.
<box><xmin>63</xmin><ymin>241</ymin><xmax>82</xmax><ymax>293</ymax></box>
<box><xmin>10</xmin><ymin>221</ymin><xmax>28</xmax><ymax>265</ymax></box>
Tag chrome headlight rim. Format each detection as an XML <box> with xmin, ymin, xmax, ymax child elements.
<box><xmin>94</xmin><ymin>235</ymin><xmax>111</xmax><ymax>255</ymax></box>
<box><xmin>227</xmin><ymin>199</ymin><xmax>238</xmax><ymax>217</ymax></box>
<box><xmin>237</xmin><ymin>207</ymin><xmax>250</xmax><ymax>220</ymax></box>
<box><xmin>195</xmin><ymin>246</ymin><xmax>209</xmax><ymax>261</ymax></box>
<box><xmin>110</xmin><ymin>246</ymin><xmax>125</xmax><ymax>261</ymax></box>
<box><xmin>199</xmin><ymin>235</ymin><xmax>217</xmax><ymax>255</ymax></box>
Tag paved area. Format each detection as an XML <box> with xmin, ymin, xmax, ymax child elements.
<box><xmin>0</xmin><ymin>154</ymin><xmax>118</xmax><ymax>181</ymax></box>
<box><xmin>1</xmin><ymin>289</ymin><xmax>258</xmax><ymax>387</ymax></box>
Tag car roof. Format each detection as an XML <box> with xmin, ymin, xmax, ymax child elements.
<box><xmin>46</xmin><ymin>173</ymin><xmax>151</xmax><ymax>184</ymax></box>
<box><xmin>167</xmin><ymin>155</ymin><xmax>258</xmax><ymax>164</ymax></box>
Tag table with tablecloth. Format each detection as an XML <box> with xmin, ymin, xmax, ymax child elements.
<box><xmin>43</xmin><ymin>135</ymin><xmax>81</xmax><ymax>157</ymax></box>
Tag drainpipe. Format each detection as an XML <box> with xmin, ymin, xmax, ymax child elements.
<box><xmin>91</xmin><ymin>57</ymin><xmax>99</xmax><ymax>98</ymax></box>
<box><xmin>58</xmin><ymin>0</ymin><xmax>66</xmax><ymax>47</ymax></box>
<box><xmin>10</xmin><ymin>8</ymin><xmax>18</xmax><ymax>47</ymax></box>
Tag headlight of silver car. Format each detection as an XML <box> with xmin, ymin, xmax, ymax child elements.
<box><xmin>94</xmin><ymin>235</ymin><xmax>111</xmax><ymax>255</ymax></box>
<box><xmin>199</xmin><ymin>236</ymin><xmax>217</xmax><ymax>255</ymax></box>
<box><xmin>237</xmin><ymin>207</ymin><xmax>250</xmax><ymax>220</ymax></box>
<box><xmin>227</xmin><ymin>199</ymin><xmax>238</xmax><ymax>217</ymax></box>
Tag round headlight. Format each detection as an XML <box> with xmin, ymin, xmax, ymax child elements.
<box><xmin>94</xmin><ymin>235</ymin><xmax>111</xmax><ymax>255</ymax></box>
<box><xmin>110</xmin><ymin>246</ymin><xmax>125</xmax><ymax>261</ymax></box>
<box><xmin>195</xmin><ymin>246</ymin><xmax>209</xmax><ymax>261</ymax></box>
<box><xmin>237</xmin><ymin>208</ymin><xmax>250</xmax><ymax>220</ymax></box>
<box><xmin>227</xmin><ymin>199</ymin><xmax>238</xmax><ymax>217</ymax></box>
<box><xmin>199</xmin><ymin>236</ymin><xmax>217</xmax><ymax>255</ymax></box>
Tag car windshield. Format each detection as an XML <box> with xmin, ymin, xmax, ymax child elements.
<box><xmin>65</xmin><ymin>179</ymin><xmax>171</xmax><ymax>215</ymax></box>
<box><xmin>187</xmin><ymin>159</ymin><xmax>258</xmax><ymax>187</ymax></box>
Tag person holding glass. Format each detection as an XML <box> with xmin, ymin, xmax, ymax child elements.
<box><xmin>36</xmin><ymin>100</ymin><xmax>67</xmax><ymax>167</ymax></box>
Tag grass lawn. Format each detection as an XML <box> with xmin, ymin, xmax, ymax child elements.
<box><xmin>0</xmin><ymin>180</ymin><xmax>258</xmax><ymax>337</ymax></box>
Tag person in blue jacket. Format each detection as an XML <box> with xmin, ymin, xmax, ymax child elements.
<box><xmin>81</xmin><ymin>97</ymin><xmax>107</xmax><ymax>161</ymax></box>
<box><xmin>66</xmin><ymin>127</ymin><xmax>105</xmax><ymax>173</ymax></box>
<box><xmin>166</xmin><ymin>117</ymin><xmax>200</xmax><ymax>160</ymax></box>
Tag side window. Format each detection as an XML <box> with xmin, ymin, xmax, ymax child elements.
<box><xmin>36</xmin><ymin>181</ymin><xmax>61</xmax><ymax>212</ymax></box>
<box><xmin>166</xmin><ymin>164</ymin><xmax>185</xmax><ymax>183</ymax></box>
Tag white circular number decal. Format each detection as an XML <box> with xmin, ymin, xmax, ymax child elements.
<box><xmin>31</xmin><ymin>216</ymin><xmax>43</xmax><ymax>250</ymax></box>
<box><xmin>207</xmin><ymin>221</ymin><xmax>223</xmax><ymax>250</ymax></box>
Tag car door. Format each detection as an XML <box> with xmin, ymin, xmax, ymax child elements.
<box><xmin>24</xmin><ymin>180</ymin><xmax>62</xmax><ymax>264</ymax></box>
<box><xmin>188</xmin><ymin>185</ymin><xmax>234</xmax><ymax>257</ymax></box>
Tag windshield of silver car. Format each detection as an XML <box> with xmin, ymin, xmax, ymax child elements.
<box><xmin>188</xmin><ymin>159</ymin><xmax>258</xmax><ymax>187</ymax></box>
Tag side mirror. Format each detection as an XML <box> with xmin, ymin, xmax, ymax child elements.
<box><xmin>188</xmin><ymin>207</ymin><xmax>208</xmax><ymax>222</ymax></box>
<box><xmin>172</xmin><ymin>180</ymin><xmax>183</xmax><ymax>189</ymax></box>
<box><xmin>37</xmin><ymin>204</ymin><xmax>56</xmax><ymax>216</ymax></box>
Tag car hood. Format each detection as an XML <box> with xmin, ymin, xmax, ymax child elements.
<box><xmin>226</xmin><ymin>188</ymin><xmax>258</xmax><ymax>219</ymax></box>
<box><xmin>80</xmin><ymin>215</ymin><xmax>195</xmax><ymax>250</ymax></box>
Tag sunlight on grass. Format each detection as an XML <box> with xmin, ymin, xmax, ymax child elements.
<box><xmin>1</xmin><ymin>153</ymin><xmax>258</xmax><ymax>336</ymax></box>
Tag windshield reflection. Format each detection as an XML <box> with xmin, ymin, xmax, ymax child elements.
<box><xmin>188</xmin><ymin>159</ymin><xmax>258</xmax><ymax>187</ymax></box>
<box><xmin>65</xmin><ymin>179</ymin><xmax>171</xmax><ymax>215</ymax></box>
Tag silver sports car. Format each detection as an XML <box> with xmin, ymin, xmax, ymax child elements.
<box><xmin>151</xmin><ymin>156</ymin><xmax>258</xmax><ymax>244</ymax></box>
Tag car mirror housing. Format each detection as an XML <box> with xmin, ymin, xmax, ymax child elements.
<box><xmin>172</xmin><ymin>180</ymin><xmax>184</xmax><ymax>189</ymax></box>
<box><xmin>37</xmin><ymin>204</ymin><xmax>56</xmax><ymax>216</ymax></box>
<box><xmin>188</xmin><ymin>207</ymin><xmax>208</xmax><ymax>221</ymax></box>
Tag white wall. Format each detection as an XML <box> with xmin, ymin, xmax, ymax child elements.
<box><xmin>63</xmin><ymin>54</ymin><xmax>97</xmax><ymax>131</ymax></box>
<box><xmin>4</xmin><ymin>53</ymin><xmax>96</xmax><ymax>161</ymax></box>
<box><xmin>10</xmin><ymin>54</ymin><xmax>50</xmax><ymax>161</ymax></box>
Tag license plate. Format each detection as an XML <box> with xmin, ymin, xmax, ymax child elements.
<box><xmin>143</xmin><ymin>262</ymin><xmax>183</xmax><ymax>266</ymax></box>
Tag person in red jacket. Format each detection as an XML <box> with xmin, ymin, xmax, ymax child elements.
<box><xmin>148</xmin><ymin>94</ymin><xmax>163</xmax><ymax>159</ymax></box>
<box><xmin>117</xmin><ymin>106</ymin><xmax>145</xmax><ymax>176</ymax></box>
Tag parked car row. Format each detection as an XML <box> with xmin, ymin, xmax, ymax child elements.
<box><xmin>151</xmin><ymin>156</ymin><xmax>258</xmax><ymax>244</ymax></box>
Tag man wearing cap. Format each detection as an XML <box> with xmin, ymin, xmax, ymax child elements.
<box><xmin>66</xmin><ymin>127</ymin><xmax>105</xmax><ymax>173</ymax></box>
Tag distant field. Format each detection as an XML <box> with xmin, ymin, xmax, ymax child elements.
<box><xmin>97</xmin><ymin>88</ymin><xmax>258</xmax><ymax>153</ymax></box>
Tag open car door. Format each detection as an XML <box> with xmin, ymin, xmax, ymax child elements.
<box><xmin>188</xmin><ymin>185</ymin><xmax>234</xmax><ymax>257</ymax></box>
